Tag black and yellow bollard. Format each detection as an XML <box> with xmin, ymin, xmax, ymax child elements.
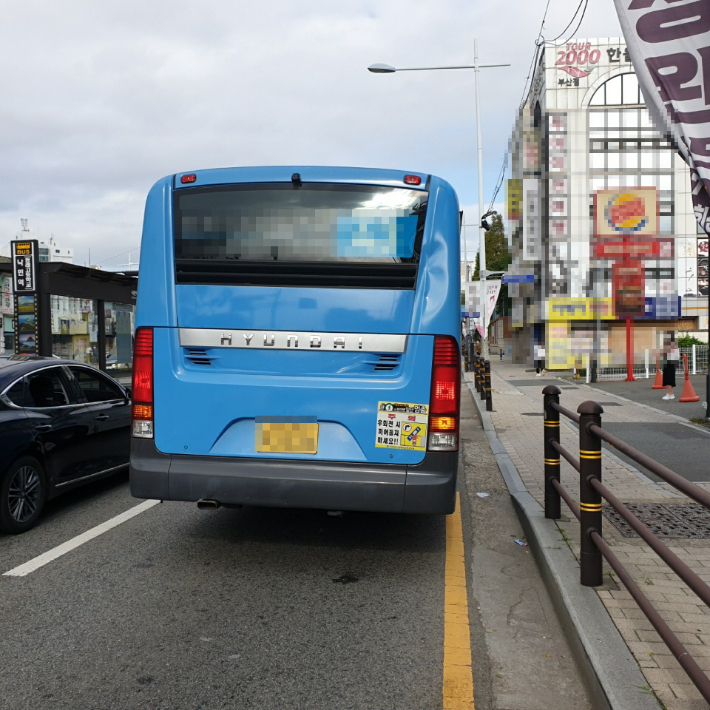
<box><xmin>542</xmin><ymin>385</ymin><xmax>561</xmax><ymax>519</ymax></box>
<box><xmin>578</xmin><ymin>400</ymin><xmax>604</xmax><ymax>587</ymax></box>
<box><xmin>484</xmin><ymin>360</ymin><xmax>492</xmax><ymax>411</ymax></box>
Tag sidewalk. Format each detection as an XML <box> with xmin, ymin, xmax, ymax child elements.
<box><xmin>470</xmin><ymin>360</ymin><xmax>710</xmax><ymax>710</ymax></box>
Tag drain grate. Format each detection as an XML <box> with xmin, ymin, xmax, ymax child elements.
<box><xmin>663</xmin><ymin>428</ymin><xmax>708</xmax><ymax>440</ymax></box>
<box><xmin>559</xmin><ymin>386</ymin><xmax>579</xmax><ymax>390</ymax></box>
<box><xmin>521</xmin><ymin>412</ymin><xmax>544</xmax><ymax>416</ymax></box>
<box><xmin>603</xmin><ymin>503</ymin><xmax>710</xmax><ymax>539</ymax></box>
<box><xmin>597</xmin><ymin>401</ymin><xmax>622</xmax><ymax>407</ymax></box>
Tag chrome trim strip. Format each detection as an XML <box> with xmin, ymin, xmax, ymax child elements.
<box><xmin>54</xmin><ymin>463</ymin><xmax>129</xmax><ymax>488</ymax></box>
<box><xmin>179</xmin><ymin>329</ymin><xmax>408</xmax><ymax>353</ymax></box>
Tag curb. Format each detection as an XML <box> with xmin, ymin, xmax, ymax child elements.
<box><xmin>466</xmin><ymin>379</ymin><xmax>661</xmax><ymax>710</ymax></box>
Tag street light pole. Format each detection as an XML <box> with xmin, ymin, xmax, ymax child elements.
<box><xmin>368</xmin><ymin>51</ymin><xmax>510</xmax><ymax>356</ymax></box>
<box><xmin>473</xmin><ymin>39</ymin><xmax>490</xmax><ymax>359</ymax></box>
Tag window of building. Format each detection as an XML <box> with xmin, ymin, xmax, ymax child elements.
<box><xmin>589</xmin><ymin>73</ymin><xmax>642</xmax><ymax>106</ymax></box>
<box><xmin>50</xmin><ymin>296</ymin><xmax>99</xmax><ymax>365</ymax></box>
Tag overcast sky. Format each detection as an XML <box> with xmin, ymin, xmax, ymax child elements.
<box><xmin>0</xmin><ymin>0</ymin><xmax>622</xmax><ymax>269</ymax></box>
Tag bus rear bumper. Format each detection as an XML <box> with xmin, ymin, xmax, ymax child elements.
<box><xmin>129</xmin><ymin>439</ymin><xmax>457</xmax><ymax>515</ymax></box>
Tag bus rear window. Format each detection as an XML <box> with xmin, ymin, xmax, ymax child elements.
<box><xmin>173</xmin><ymin>183</ymin><xmax>427</xmax><ymax>289</ymax></box>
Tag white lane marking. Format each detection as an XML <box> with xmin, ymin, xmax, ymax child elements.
<box><xmin>3</xmin><ymin>499</ymin><xmax>161</xmax><ymax>577</ymax></box>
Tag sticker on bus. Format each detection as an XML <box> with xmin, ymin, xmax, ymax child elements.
<box><xmin>375</xmin><ymin>402</ymin><xmax>428</xmax><ymax>451</ymax></box>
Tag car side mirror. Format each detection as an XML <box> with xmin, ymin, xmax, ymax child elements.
<box><xmin>124</xmin><ymin>386</ymin><xmax>132</xmax><ymax>400</ymax></box>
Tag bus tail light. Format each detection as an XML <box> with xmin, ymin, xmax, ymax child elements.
<box><xmin>428</xmin><ymin>336</ymin><xmax>460</xmax><ymax>451</ymax></box>
<box><xmin>132</xmin><ymin>327</ymin><xmax>154</xmax><ymax>439</ymax></box>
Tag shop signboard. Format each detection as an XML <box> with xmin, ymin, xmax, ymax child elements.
<box><xmin>638</xmin><ymin>296</ymin><xmax>681</xmax><ymax>320</ymax></box>
<box><xmin>593</xmin><ymin>237</ymin><xmax>673</xmax><ymax>260</ymax></box>
<box><xmin>1</xmin><ymin>275</ymin><xmax>13</xmax><ymax>315</ymax></box>
<box><xmin>548</xmin><ymin>297</ymin><xmax>614</xmax><ymax>322</ymax></box>
<box><xmin>613</xmin><ymin>262</ymin><xmax>646</xmax><ymax>318</ymax></box>
<box><xmin>593</xmin><ymin>188</ymin><xmax>658</xmax><ymax>239</ymax></box>
<box><xmin>506</xmin><ymin>179</ymin><xmax>521</xmax><ymax>221</ymax></box>
<box><xmin>11</xmin><ymin>240</ymin><xmax>39</xmax><ymax>293</ymax></box>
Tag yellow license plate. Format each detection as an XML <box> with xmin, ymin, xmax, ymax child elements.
<box><xmin>255</xmin><ymin>420</ymin><xmax>319</xmax><ymax>454</ymax></box>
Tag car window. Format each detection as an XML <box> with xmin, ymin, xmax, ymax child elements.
<box><xmin>4</xmin><ymin>378</ymin><xmax>32</xmax><ymax>407</ymax></box>
<box><xmin>26</xmin><ymin>369</ymin><xmax>72</xmax><ymax>408</ymax></box>
<box><xmin>69</xmin><ymin>367</ymin><xmax>125</xmax><ymax>403</ymax></box>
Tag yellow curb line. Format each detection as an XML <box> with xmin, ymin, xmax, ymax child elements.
<box><xmin>443</xmin><ymin>492</ymin><xmax>475</xmax><ymax>708</ymax></box>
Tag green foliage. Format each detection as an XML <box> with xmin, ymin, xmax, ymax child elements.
<box><xmin>677</xmin><ymin>334</ymin><xmax>705</xmax><ymax>347</ymax></box>
<box><xmin>471</xmin><ymin>212</ymin><xmax>511</xmax><ymax>279</ymax></box>
<box><xmin>470</xmin><ymin>211</ymin><xmax>512</xmax><ymax>317</ymax></box>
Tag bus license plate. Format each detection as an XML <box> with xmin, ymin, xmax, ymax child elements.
<box><xmin>256</xmin><ymin>421</ymin><xmax>319</xmax><ymax>454</ymax></box>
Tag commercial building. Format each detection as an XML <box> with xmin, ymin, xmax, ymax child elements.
<box><xmin>507</xmin><ymin>37</ymin><xmax>708</xmax><ymax>370</ymax></box>
<box><xmin>1</xmin><ymin>244</ymin><xmax>136</xmax><ymax>377</ymax></box>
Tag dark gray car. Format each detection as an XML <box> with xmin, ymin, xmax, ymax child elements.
<box><xmin>0</xmin><ymin>356</ymin><xmax>131</xmax><ymax>533</ymax></box>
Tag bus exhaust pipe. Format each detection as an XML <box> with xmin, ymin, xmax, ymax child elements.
<box><xmin>197</xmin><ymin>499</ymin><xmax>222</xmax><ymax>510</ymax></box>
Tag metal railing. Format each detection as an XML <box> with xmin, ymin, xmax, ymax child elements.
<box><xmin>595</xmin><ymin>345</ymin><xmax>709</xmax><ymax>380</ymax></box>
<box><xmin>542</xmin><ymin>384</ymin><xmax>710</xmax><ymax>703</ymax></box>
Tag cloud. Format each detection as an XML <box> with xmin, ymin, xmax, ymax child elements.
<box><xmin>0</xmin><ymin>0</ymin><xmax>622</xmax><ymax>265</ymax></box>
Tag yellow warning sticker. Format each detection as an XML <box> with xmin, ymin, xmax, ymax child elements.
<box><xmin>375</xmin><ymin>401</ymin><xmax>428</xmax><ymax>451</ymax></box>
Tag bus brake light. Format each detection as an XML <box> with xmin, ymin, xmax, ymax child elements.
<box><xmin>404</xmin><ymin>174</ymin><xmax>421</xmax><ymax>185</ymax></box>
<box><xmin>428</xmin><ymin>336</ymin><xmax>460</xmax><ymax>451</ymax></box>
<box><xmin>180</xmin><ymin>174</ymin><xmax>197</xmax><ymax>184</ymax></box>
<box><xmin>132</xmin><ymin>327</ymin><xmax>154</xmax><ymax>439</ymax></box>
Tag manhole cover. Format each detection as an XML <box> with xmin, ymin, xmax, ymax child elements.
<box><xmin>521</xmin><ymin>412</ymin><xmax>544</xmax><ymax>416</ymax></box>
<box><xmin>663</xmin><ymin>428</ymin><xmax>708</xmax><ymax>440</ymax></box>
<box><xmin>597</xmin><ymin>401</ymin><xmax>622</xmax><ymax>407</ymax></box>
<box><xmin>603</xmin><ymin>503</ymin><xmax>710</xmax><ymax>539</ymax></box>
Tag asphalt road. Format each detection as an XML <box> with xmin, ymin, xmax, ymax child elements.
<box><xmin>581</xmin><ymin>377</ymin><xmax>710</xmax><ymax>483</ymax></box>
<box><xmin>587</xmin><ymin>374</ymin><xmax>708</xmax><ymax>421</ymax></box>
<box><xmin>0</xmin><ymin>389</ymin><xmax>590</xmax><ymax>710</ymax></box>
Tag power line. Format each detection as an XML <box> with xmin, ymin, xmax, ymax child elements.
<box><xmin>544</xmin><ymin>0</ymin><xmax>588</xmax><ymax>45</ymax></box>
<box><xmin>547</xmin><ymin>0</ymin><xmax>590</xmax><ymax>46</ymax></box>
<box><xmin>489</xmin><ymin>0</ymin><xmax>590</xmax><ymax>212</ymax></box>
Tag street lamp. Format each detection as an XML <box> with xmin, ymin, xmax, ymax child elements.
<box><xmin>368</xmin><ymin>42</ymin><xmax>509</xmax><ymax>358</ymax></box>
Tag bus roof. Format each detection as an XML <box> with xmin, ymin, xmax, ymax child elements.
<box><xmin>171</xmin><ymin>166</ymin><xmax>430</xmax><ymax>191</ymax></box>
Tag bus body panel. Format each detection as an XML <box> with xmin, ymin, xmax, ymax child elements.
<box><xmin>131</xmin><ymin>437</ymin><xmax>457</xmax><ymax>514</ymax></box>
<box><xmin>135</xmin><ymin>176</ymin><xmax>176</xmax><ymax>329</ymax></box>
<box><xmin>409</xmin><ymin>177</ymin><xmax>461</xmax><ymax>339</ymax></box>
<box><xmin>174</xmin><ymin>285</ymin><xmax>415</xmax><ymax>333</ymax></box>
<box><xmin>130</xmin><ymin>166</ymin><xmax>461</xmax><ymax>514</ymax></box>
<box><xmin>153</xmin><ymin>326</ymin><xmax>433</xmax><ymax>465</ymax></box>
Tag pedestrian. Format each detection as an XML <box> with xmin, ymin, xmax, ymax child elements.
<box><xmin>534</xmin><ymin>343</ymin><xmax>546</xmax><ymax>376</ymax></box>
<box><xmin>661</xmin><ymin>335</ymin><xmax>679</xmax><ymax>400</ymax></box>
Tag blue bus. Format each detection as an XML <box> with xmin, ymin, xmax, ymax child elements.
<box><xmin>130</xmin><ymin>166</ymin><xmax>461</xmax><ymax>514</ymax></box>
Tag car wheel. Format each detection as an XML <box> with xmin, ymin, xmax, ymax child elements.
<box><xmin>0</xmin><ymin>457</ymin><xmax>47</xmax><ymax>534</ymax></box>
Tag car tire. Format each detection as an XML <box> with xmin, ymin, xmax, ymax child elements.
<box><xmin>0</xmin><ymin>456</ymin><xmax>47</xmax><ymax>534</ymax></box>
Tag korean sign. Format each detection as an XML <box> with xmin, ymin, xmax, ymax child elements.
<box><xmin>613</xmin><ymin>0</ymin><xmax>710</xmax><ymax>236</ymax></box>
<box><xmin>11</xmin><ymin>240</ymin><xmax>39</xmax><ymax>293</ymax></box>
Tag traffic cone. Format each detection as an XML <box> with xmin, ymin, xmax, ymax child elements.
<box><xmin>652</xmin><ymin>356</ymin><xmax>665</xmax><ymax>389</ymax></box>
<box><xmin>679</xmin><ymin>353</ymin><xmax>700</xmax><ymax>403</ymax></box>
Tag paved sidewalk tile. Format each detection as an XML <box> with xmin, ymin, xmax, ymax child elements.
<box><xmin>472</xmin><ymin>360</ymin><xmax>710</xmax><ymax>709</ymax></box>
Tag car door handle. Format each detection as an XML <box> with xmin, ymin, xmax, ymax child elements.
<box><xmin>95</xmin><ymin>414</ymin><xmax>110</xmax><ymax>421</ymax></box>
<box><xmin>35</xmin><ymin>424</ymin><xmax>52</xmax><ymax>432</ymax></box>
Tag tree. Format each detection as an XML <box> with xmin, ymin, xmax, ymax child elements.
<box><xmin>471</xmin><ymin>212</ymin><xmax>511</xmax><ymax>279</ymax></box>
<box><xmin>470</xmin><ymin>211</ymin><xmax>512</xmax><ymax>316</ymax></box>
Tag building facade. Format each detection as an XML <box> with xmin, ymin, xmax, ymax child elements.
<box><xmin>508</xmin><ymin>37</ymin><xmax>708</xmax><ymax>370</ymax></box>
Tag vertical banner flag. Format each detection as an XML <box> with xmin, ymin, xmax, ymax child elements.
<box><xmin>484</xmin><ymin>280</ymin><xmax>502</xmax><ymax>334</ymax></box>
<box><xmin>613</xmin><ymin>1</ymin><xmax>710</xmax><ymax>235</ymax></box>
